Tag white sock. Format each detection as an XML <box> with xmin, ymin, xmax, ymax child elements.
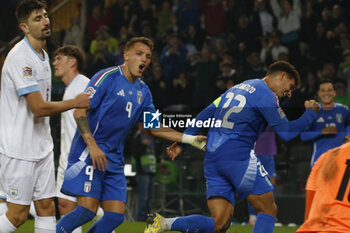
<box><xmin>0</xmin><ymin>202</ymin><xmax>8</xmax><ymax>215</ymax></box>
<box><xmin>34</xmin><ymin>216</ymin><xmax>56</xmax><ymax>233</ymax></box>
<box><xmin>164</xmin><ymin>217</ymin><xmax>178</xmax><ymax>231</ymax></box>
<box><xmin>0</xmin><ymin>214</ymin><xmax>17</xmax><ymax>233</ymax></box>
<box><xmin>60</xmin><ymin>215</ymin><xmax>82</xmax><ymax>233</ymax></box>
<box><xmin>29</xmin><ymin>202</ymin><xmax>37</xmax><ymax>218</ymax></box>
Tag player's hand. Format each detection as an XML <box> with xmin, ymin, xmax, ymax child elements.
<box><xmin>304</xmin><ymin>99</ymin><xmax>320</xmax><ymax>114</ymax></box>
<box><xmin>345</xmin><ymin>135</ymin><xmax>350</xmax><ymax>143</ymax></box>
<box><xmin>321</xmin><ymin>126</ymin><xmax>337</xmax><ymax>135</ymax></box>
<box><xmin>167</xmin><ymin>142</ymin><xmax>183</xmax><ymax>160</ymax></box>
<box><xmin>74</xmin><ymin>93</ymin><xmax>90</xmax><ymax>109</ymax></box>
<box><xmin>195</xmin><ymin>135</ymin><xmax>207</xmax><ymax>151</ymax></box>
<box><xmin>89</xmin><ymin>144</ymin><xmax>108</xmax><ymax>171</ymax></box>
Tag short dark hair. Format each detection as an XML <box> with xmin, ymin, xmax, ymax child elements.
<box><xmin>267</xmin><ymin>60</ymin><xmax>300</xmax><ymax>87</ymax></box>
<box><xmin>15</xmin><ymin>0</ymin><xmax>47</xmax><ymax>23</ymax></box>
<box><xmin>318</xmin><ymin>79</ymin><xmax>335</xmax><ymax>90</ymax></box>
<box><xmin>54</xmin><ymin>45</ymin><xmax>86</xmax><ymax>72</ymax></box>
<box><xmin>124</xmin><ymin>37</ymin><xmax>154</xmax><ymax>52</ymax></box>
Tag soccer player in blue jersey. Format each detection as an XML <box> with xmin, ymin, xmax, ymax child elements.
<box><xmin>144</xmin><ymin>60</ymin><xmax>320</xmax><ymax>233</ymax></box>
<box><xmin>56</xmin><ymin>37</ymin><xmax>206</xmax><ymax>233</ymax></box>
<box><xmin>300</xmin><ymin>79</ymin><xmax>350</xmax><ymax>166</ymax></box>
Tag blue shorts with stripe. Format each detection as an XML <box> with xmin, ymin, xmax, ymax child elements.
<box><xmin>204</xmin><ymin>150</ymin><xmax>273</xmax><ymax>206</ymax></box>
<box><xmin>257</xmin><ymin>155</ymin><xmax>276</xmax><ymax>178</ymax></box>
<box><xmin>61</xmin><ymin>160</ymin><xmax>126</xmax><ymax>202</ymax></box>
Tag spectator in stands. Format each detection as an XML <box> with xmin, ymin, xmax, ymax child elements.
<box><xmin>197</xmin><ymin>0</ymin><xmax>227</xmax><ymax>36</ymax></box>
<box><xmin>90</xmin><ymin>26</ymin><xmax>119</xmax><ymax>56</ymax></box>
<box><xmin>160</xmin><ymin>33</ymin><xmax>187</xmax><ymax>89</ymax></box>
<box><xmin>156</xmin><ymin>1</ymin><xmax>172</xmax><ymax>37</ymax></box>
<box><xmin>63</xmin><ymin>0</ymin><xmax>86</xmax><ymax>50</ymax></box>
<box><xmin>173</xmin><ymin>72</ymin><xmax>193</xmax><ymax>106</ymax></box>
<box><xmin>215</xmin><ymin>61</ymin><xmax>240</xmax><ymax>96</ymax></box>
<box><xmin>147</xmin><ymin>63</ymin><xmax>168</xmax><ymax>110</ymax></box>
<box><xmin>251</xmin><ymin>0</ymin><xmax>274</xmax><ymax>37</ymax></box>
<box><xmin>270</xmin><ymin>0</ymin><xmax>301</xmax><ymax>62</ymax></box>
<box><xmin>86</xmin><ymin>4</ymin><xmax>112</xmax><ymax>40</ymax></box>
<box><xmin>190</xmin><ymin>46</ymin><xmax>219</xmax><ymax>110</ymax></box>
<box><xmin>133</xmin><ymin>127</ymin><xmax>157</xmax><ymax>221</ymax></box>
<box><xmin>260</xmin><ymin>31</ymin><xmax>289</xmax><ymax>65</ymax></box>
<box><xmin>131</xmin><ymin>0</ymin><xmax>157</xmax><ymax>34</ymax></box>
<box><xmin>175</xmin><ymin>0</ymin><xmax>201</xmax><ymax>32</ymax></box>
<box><xmin>300</xmin><ymin>80</ymin><xmax>350</xmax><ymax>167</ymax></box>
<box><xmin>334</xmin><ymin>82</ymin><xmax>350</xmax><ymax>108</ymax></box>
<box><xmin>242</xmin><ymin>51</ymin><xmax>265</xmax><ymax>80</ymax></box>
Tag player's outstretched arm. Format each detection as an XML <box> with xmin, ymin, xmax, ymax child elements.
<box><xmin>150</xmin><ymin>125</ymin><xmax>206</xmax><ymax>150</ymax></box>
<box><xmin>25</xmin><ymin>91</ymin><xmax>90</xmax><ymax>117</ymax></box>
<box><xmin>74</xmin><ymin>108</ymin><xmax>108</xmax><ymax>171</ymax></box>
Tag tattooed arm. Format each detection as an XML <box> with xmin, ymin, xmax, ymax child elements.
<box><xmin>74</xmin><ymin>108</ymin><xmax>108</xmax><ymax>171</ymax></box>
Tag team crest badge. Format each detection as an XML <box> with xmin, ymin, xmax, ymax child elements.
<box><xmin>336</xmin><ymin>113</ymin><xmax>342</xmax><ymax>123</ymax></box>
<box><xmin>84</xmin><ymin>181</ymin><xmax>91</xmax><ymax>193</ymax></box>
<box><xmin>278</xmin><ymin>108</ymin><xmax>285</xmax><ymax>119</ymax></box>
<box><xmin>137</xmin><ymin>91</ymin><xmax>142</xmax><ymax>104</ymax></box>
<box><xmin>9</xmin><ymin>187</ymin><xmax>18</xmax><ymax>198</ymax></box>
<box><xmin>85</xmin><ymin>87</ymin><xmax>96</xmax><ymax>98</ymax></box>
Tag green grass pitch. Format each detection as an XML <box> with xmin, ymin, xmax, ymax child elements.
<box><xmin>16</xmin><ymin>220</ymin><xmax>299</xmax><ymax>232</ymax></box>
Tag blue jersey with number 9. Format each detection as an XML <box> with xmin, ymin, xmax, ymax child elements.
<box><xmin>68</xmin><ymin>66</ymin><xmax>155</xmax><ymax>173</ymax></box>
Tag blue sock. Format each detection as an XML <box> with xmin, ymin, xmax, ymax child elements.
<box><xmin>56</xmin><ymin>205</ymin><xmax>96</xmax><ymax>233</ymax></box>
<box><xmin>87</xmin><ymin>212</ymin><xmax>124</xmax><ymax>233</ymax></box>
<box><xmin>252</xmin><ymin>213</ymin><xmax>276</xmax><ymax>233</ymax></box>
<box><xmin>171</xmin><ymin>215</ymin><xmax>214</xmax><ymax>233</ymax></box>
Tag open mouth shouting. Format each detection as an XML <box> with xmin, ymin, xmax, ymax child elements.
<box><xmin>139</xmin><ymin>64</ymin><xmax>146</xmax><ymax>74</ymax></box>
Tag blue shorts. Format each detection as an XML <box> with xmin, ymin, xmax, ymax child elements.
<box><xmin>257</xmin><ymin>155</ymin><xmax>276</xmax><ymax>178</ymax></box>
<box><xmin>204</xmin><ymin>150</ymin><xmax>273</xmax><ymax>206</ymax></box>
<box><xmin>61</xmin><ymin>161</ymin><xmax>127</xmax><ymax>203</ymax></box>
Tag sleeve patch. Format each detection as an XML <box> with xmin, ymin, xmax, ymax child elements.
<box><xmin>23</xmin><ymin>66</ymin><xmax>32</xmax><ymax>78</ymax></box>
<box><xmin>213</xmin><ymin>96</ymin><xmax>222</xmax><ymax>108</ymax></box>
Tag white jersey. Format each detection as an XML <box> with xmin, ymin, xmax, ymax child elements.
<box><xmin>60</xmin><ymin>74</ymin><xmax>89</xmax><ymax>167</ymax></box>
<box><xmin>0</xmin><ymin>38</ymin><xmax>52</xmax><ymax>161</ymax></box>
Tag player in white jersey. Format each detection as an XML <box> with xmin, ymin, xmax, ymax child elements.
<box><xmin>53</xmin><ymin>45</ymin><xmax>90</xmax><ymax>233</ymax></box>
<box><xmin>0</xmin><ymin>1</ymin><xmax>90</xmax><ymax>233</ymax></box>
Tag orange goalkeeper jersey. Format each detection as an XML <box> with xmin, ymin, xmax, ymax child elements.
<box><xmin>297</xmin><ymin>143</ymin><xmax>350</xmax><ymax>233</ymax></box>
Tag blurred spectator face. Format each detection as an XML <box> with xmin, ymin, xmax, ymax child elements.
<box><xmin>201</xmin><ymin>47</ymin><xmax>211</xmax><ymax>60</ymax></box>
<box><xmin>220</xmin><ymin>62</ymin><xmax>232</xmax><ymax>75</ymax></box>
<box><xmin>332</xmin><ymin>4</ymin><xmax>341</xmax><ymax>19</ymax></box>
<box><xmin>247</xmin><ymin>52</ymin><xmax>261</xmax><ymax>67</ymax></box>
<box><xmin>238</xmin><ymin>15</ymin><xmax>249</xmax><ymax>29</ymax></box>
<box><xmin>188</xmin><ymin>25</ymin><xmax>196</xmax><ymax>37</ymax></box>
<box><xmin>152</xmin><ymin>64</ymin><xmax>163</xmax><ymax>79</ymax></box>
<box><xmin>255</xmin><ymin>0</ymin><xmax>265</xmax><ymax>10</ymax></box>
<box><xmin>96</xmin><ymin>27</ymin><xmax>109</xmax><ymax>40</ymax></box>
<box><xmin>318</xmin><ymin>82</ymin><xmax>335</xmax><ymax>105</ymax></box>
<box><xmin>226</xmin><ymin>79</ymin><xmax>234</xmax><ymax>89</ymax></box>
<box><xmin>335</xmin><ymin>83</ymin><xmax>346</xmax><ymax>97</ymax></box>
<box><xmin>92</xmin><ymin>6</ymin><xmax>102</xmax><ymax>20</ymax></box>
<box><xmin>340</xmin><ymin>35</ymin><xmax>350</xmax><ymax>50</ymax></box>
<box><xmin>306</xmin><ymin>72</ymin><xmax>316</xmax><ymax>87</ymax></box>
<box><xmin>169</xmin><ymin>35</ymin><xmax>180</xmax><ymax>47</ymax></box>
<box><xmin>316</xmin><ymin>22</ymin><xmax>325</xmax><ymax>35</ymax></box>
<box><xmin>281</xmin><ymin>0</ymin><xmax>292</xmax><ymax>15</ymax></box>
<box><xmin>278</xmin><ymin>52</ymin><xmax>289</xmax><ymax>61</ymax></box>
<box><xmin>322</xmin><ymin>63</ymin><xmax>336</xmax><ymax>79</ymax></box>
<box><xmin>119</xmin><ymin>26</ymin><xmax>128</xmax><ymax>42</ymax></box>
<box><xmin>162</xmin><ymin>1</ymin><xmax>171</xmax><ymax>13</ymax></box>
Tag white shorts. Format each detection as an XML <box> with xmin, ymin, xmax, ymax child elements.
<box><xmin>0</xmin><ymin>152</ymin><xmax>56</xmax><ymax>205</ymax></box>
<box><xmin>56</xmin><ymin>155</ymin><xmax>77</xmax><ymax>202</ymax></box>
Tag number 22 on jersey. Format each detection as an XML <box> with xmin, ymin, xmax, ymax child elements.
<box><xmin>221</xmin><ymin>92</ymin><xmax>246</xmax><ymax>129</ymax></box>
